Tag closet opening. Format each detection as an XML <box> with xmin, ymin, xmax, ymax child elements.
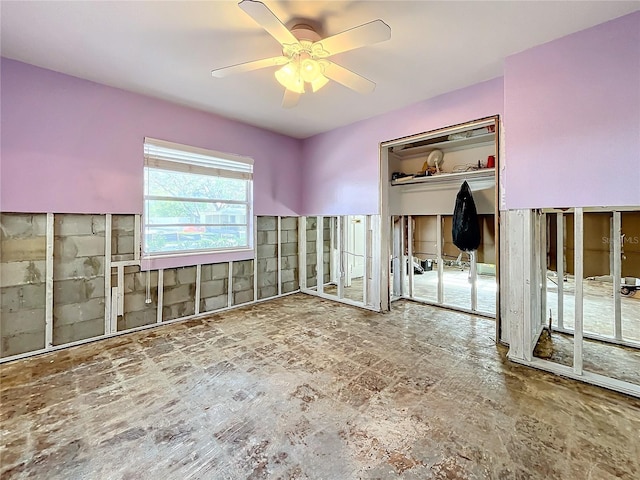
<box><xmin>380</xmin><ymin>116</ymin><xmax>502</xmax><ymax>339</ymax></box>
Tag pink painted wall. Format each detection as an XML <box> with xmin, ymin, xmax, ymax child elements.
<box><xmin>300</xmin><ymin>78</ymin><xmax>504</xmax><ymax>215</ymax></box>
<box><xmin>504</xmin><ymin>11</ymin><xmax>640</xmax><ymax>209</ymax></box>
<box><xmin>0</xmin><ymin>58</ymin><xmax>302</xmax><ymax>216</ymax></box>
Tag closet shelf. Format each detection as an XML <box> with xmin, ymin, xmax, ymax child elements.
<box><xmin>391</xmin><ymin>168</ymin><xmax>495</xmax><ymax>188</ymax></box>
<box><xmin>392</xmin><ymin>132</ymin><xmax>495</xmax><ymax>158</ymax></box>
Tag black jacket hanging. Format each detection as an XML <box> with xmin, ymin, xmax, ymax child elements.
<box><xmin>452</xmin><ymin>181</ymin><xmax>481</xmax><ymax>252</ymax></box>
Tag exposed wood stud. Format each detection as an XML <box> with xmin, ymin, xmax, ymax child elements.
<box><xmin>317</xmin><ymin>216</ymin><xmax>324</xmax><ymax>294</ymax></box>
<box><xmin>399</xmin><ymin>215</ymin><xmax>406</xmax><ymax>297</ymax></box>
<box><xmin>329</xmin><ymin>217</ymin><xmax>337</xmax><ymax>285</ymax></box>
<box><xmin>253</xmin><ymin>217</ymin><xmax>258</xmax><ymax>302</ymax></box>
<box><xmin>111</xmin><ymin>287</ymin><xmax>119</xmax><ymax>332</ymax></box>
<box><xmin>104</xmin><ymin>214</ymin><xmax>112</xmax><ymax>335</ymax></box>
<box><xmin>110</xmin><ymin>260</ymin><xmax>140</xmax><ymax>267</ymax></box>
<box><xmin>529</xmin><ymin>211</ymin><xmax>543</xmax><ymax>354</ymax></box>
<box><xmin>498</xmin><ymin>212</ymin><xmax>509</xmax><ymax>343</ymax></box>
<box><xmin>408</xmin><ymin>215</ymin><xmax>414</xmax><ymax>298</ymax></box>
<box><xmin>156</xmin><ymin>269</ymin><xmax>164</xmax><ymax>323</ymax></box>
<box><xmin>522</xmin><ymin>211</ymin><xmax>534</xmax><ymax>362</ymax></box>
<box><xmin>337</xmin><ymin>217</ymin><xmax>344</xmax><ymax>299</ymax></box>
<box><xmin>392</xmin><ymin>217</ymin><xmax>401</xmax><ymax>298</ymax></box>
<box><xmin>134</xmin><ymin>214</ymin><xmax>141</xmax><ymax>261</ymax></box>
<box><xmin>370</xmin><ymin>215</ymin><xmax>383</xmax><ymax>310</ymax></box>
<box><xmin>45</xmin><ymin>213</ymin><xmax>54</xmax><ymax>349</ymax></box>
<box><xmin>574</xmin><ymin>208</ymin><xmax>584</xmax><ymax>375</ymax></box>
<box><xmin>117</xmin><ymin>266</ymin><xmax>124</xmax><ymax>318</ymax></box>
<box><xmin>613</xmin><ymin>211</ymin><xmax>622</xmax><ymax>340</ymax></box>
<box><xmin>470</xmin><ymin>251</ymin><xmax>478</xmax><ymax>311</ymax></box>
<box><xmin>364</xmin><ymin>215</ymin><xmax>371</xmax><ymax>306</ymax></box>
<box><xmin>436</xmin><ymin>214</ymin><xmax>444</xmax><ymax>304</ymax></box>
<box><xmin>540</xmin><ymin>213</ymin><xmax>547</xmax><ymax>327</ymax></box>
<box><xmin>557</xmin><ymin>212</ymin><xmax>564</xmax><ymax>330</ymax></box>
<box><xmin>227</xmin><ymin>261</ymin><xmax>233</xmax><ymax>308</ymax></box>
<box><xmin>195</xmin><ymin>264</ymin><xmax>201</xmax><ymax>316</ymax></box>
<box><xmin>277</xmin><ymin>216</ymin><xmax>282</xmax><ymax>296</ymax></box>
<box><xmin>298</xmin><ymin>217</ymin><xmax>307</xmax><ymax>290</ymax></box>
<box><xmin>378</xmin><ymin>145</ymin><xmax>391</xmax><ymax>312</ymax></box>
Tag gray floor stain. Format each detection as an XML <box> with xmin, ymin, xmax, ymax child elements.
<box><xmin>1</xmin><ymin>293</ymin><xmax>639</xmax><ymax>479</ymax></box>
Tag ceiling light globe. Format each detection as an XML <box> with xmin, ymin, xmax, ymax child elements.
<box><xmin>275</xmin><ymin>63</ymin><xmax>304</xmax><ymax>94</ymax></box>
<box><xmin>300</xmin><ymin>58</ymin><xmax>321</xmax><ymax>83</ymax></box>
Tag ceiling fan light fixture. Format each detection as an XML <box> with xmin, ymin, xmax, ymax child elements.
<box><xmin>213</xmin><ymin>0</ymin><xmax>391</xmax><ymax>106</ymax></box>
<box><xmin>275</xmin><ymin>62</ymin><xmax>305</xmax><ymax>93</ymax></box>
<box><xmin>300</xmin><ymin>58</ymin><xmax>322</xmax><ymax>83</ymax></box>
<box><xmin>310</xmin><ymin>74</ymin><xmax>329</xmax><ymax>92</ymax></box>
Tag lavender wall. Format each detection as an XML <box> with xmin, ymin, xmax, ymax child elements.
<box><xmin>4</xmin><ymin>10</ymin><xmax>638</xmax><ymax>220</ymax></box>
<box><xmin>300</xmin><ymin>78</ymin><xmax>504</xmax><ymax>215</ymax></box>
<box><xmin>0</xmin><ymin>58</ymin><xmax>302</xmax><ymax>216</ymax></box>
<box><xmin>504</xmin><ymin>11</ymin><xmax>640</xmax><ymax>210</ymax></box>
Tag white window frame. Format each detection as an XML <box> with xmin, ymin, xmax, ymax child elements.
<box><xmin>143</xmin><ymin>137</ymin><xmax>253</xmax><ymax>259</ymax></box>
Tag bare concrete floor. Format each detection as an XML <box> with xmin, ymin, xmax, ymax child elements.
<box><xmin>2</xmin><ymin>294</ymin><xmax>640</xmax><ymax>479</ymax></box>
<box><xmin>538</xmin><ymin>331</ymin><xmax>640</xmax><ymax>385</ymax></box>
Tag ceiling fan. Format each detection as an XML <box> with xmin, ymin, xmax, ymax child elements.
<box><xmin>211</xmin><ymin>0</ymin><xmax>391</xmax><ymax>108</ymax></box>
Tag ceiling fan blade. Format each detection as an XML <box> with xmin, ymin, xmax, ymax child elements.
<box><xmin>238</xmin><ymin>0</ymin><xmax>299</xmax><ymax>47</ymax></box>
<box><xmin>282</xmin><ymin>89</ymin><xmax>300</xmax><ymax>109</ymax></box>
<box><xmin>211</xmin><ymin>56</ymin><xmax>289</xmax><ymax>78</ymax></box>
<box><xmin>315</xmin><ymin>20</ymin><xmax>391</xmax><ymax>56</ymax></box>
<box><xmin>323</xmin><ymin>62</ymin><xmax>376</xmax><ymax>94</ymax></box>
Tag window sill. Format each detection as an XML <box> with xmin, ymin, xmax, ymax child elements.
<box><xmin>141</xmin><ymin>248</ymin><xmax>254</xmax><ymax>271</ymax></box>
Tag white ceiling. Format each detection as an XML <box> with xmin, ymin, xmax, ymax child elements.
<box><xmin>2</xmin><ymin>1</ymin><xmax>638</xmax><ymax>138</ymax></box>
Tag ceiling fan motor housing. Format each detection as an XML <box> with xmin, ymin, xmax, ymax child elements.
<box><xmin>290</xmin><ymin>24</ymin><xmax>322</xmax><ymax>43</ymax></box>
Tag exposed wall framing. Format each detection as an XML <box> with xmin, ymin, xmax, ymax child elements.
<box><xmin>298</xmin><ymin>215</ymin><xmax>381</xmax><ymax>311</ymax></box>
<box><xmin>389</xmin><ymin>213</ymin><xmax>496</xmax><ymax>320</ymax></box>
<box><xmin>0</xmin><ymin>213</ymin><xmax>300</xmax><ymax>363</ymax></box>
<box><xmin>506</xmin><ymin>206</ymin><xmax>640</xmax><ymax>399</ymax></box>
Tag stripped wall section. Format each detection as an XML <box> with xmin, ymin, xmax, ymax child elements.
<box><xmin>200</xmin><ymin>263</ymin><xmax>229</xmax><ymax>312</ymax></box>
<box><xmin>257</xmin><ymin>216</ymin><xmax>279</xmax><ymax>300</ymax></box>
<box><xmin>322</xmin><ymin>217</ymin><xmax>331</xmax><ymax>285</ymax></box>
<box><xmin>0</xmin><ymin>214</ymin><xmax>47</xmax><ymax>356</ymax></box>
<box><xmin>52</xmin><ymin>214</ymin><xmax>106</xmax><ymax>345</ymax></box>
<box><xmin>306</xmin><ymin>217</ymin><xmax>318</xmax><ymax>288</ymax></box>
<box><xmin>162</xmin><ymin>267</ymin><xmax>197</xmax><ymax>321</ymax></box>
<box><xmin>303</xmin><ymin>217</ymin><xmax>332</xmax><ymax>290</ymax></box>
<box><xmin>0</xmin><ymin>213</ymin><xmax>299</xmax><ymax>361</ymax></box>
<box><xmin>232</xmin><ymin>260</ymin><xmax>254</xmax><ymax>306</ymax></box>
<box><xmin>112</xmin><ymin>215</ymin><xmax>135</xmax><ymax>261</ymax></box>
<box><xmin>280</xmin><ymin>217</ymin><xmax>298</xmax><ymax>294</ymax></box>
<box><xmin>119</xmin><ymin>268</ymin><xmax>158</xmax><ymax>330</ymax></box>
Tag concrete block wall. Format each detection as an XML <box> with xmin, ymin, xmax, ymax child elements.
<box><xmin>118</xmin><ymin>267</ymin><xmax>159</xmax><ymax>331</ymax></box>
<box><xmin>200</xmin><ymin>263</ymin><xmax>228</xmax><ymax>312</ymax></box>
<box><xmin>52</xmin><ymin>214</ymin><xmax>106</xmax><ymax>345</ymax></box>
<box><xmin>112</xmin><ymin>214</ymin><xmax>135</xmax><ymax>261</ymax></box>
<box><xmin>162</xmin><ymin>266</ymin><xmax>197</xmax><ymax>321</ymax></box>
<box><xmin>257</xmin><ymin>216</ymin><xmax>278</xmax><ymax>299</ymax></box>
<box><xmin>0</xmin><ymin>214</ymin><xmax>47</xmax><ymax>356</ymax></box>
<box><xmin>280</xmin><ymin>217</ymin><xmax>299</xmax><ymax>294</ymax></box>
<box><xmin>233</xmin><ymin>260</ymin><xmax>254</xmax><ymax>306</ymax></box>
<box><xmin>117</xmin><ymin>263</ymin><xmax>228</xmax><ymax>331</ymax></box>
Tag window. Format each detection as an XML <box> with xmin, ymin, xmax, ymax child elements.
<box><xmin>143</xmin><ymin>138</ymin><xmax>253</xmax><ymax>257</ymax></box>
